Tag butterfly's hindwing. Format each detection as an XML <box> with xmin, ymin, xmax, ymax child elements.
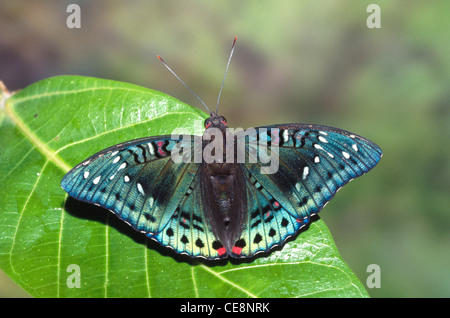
<box><xmin>230</xmin><ymin>167</ymin><xmax>304</xmax><ymax>258</ymax></box>
<box><xmin>154</xmin><ymin>169</ymin><xmax>226</xmax><ymax>259</ymax></box>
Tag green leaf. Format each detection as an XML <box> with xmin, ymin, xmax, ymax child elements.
<box><xmin>0</xmin><ymin>76</ymin><xmax>368</xmax><ymax>297</ymax></box>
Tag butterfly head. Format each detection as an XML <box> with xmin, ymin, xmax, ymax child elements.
<box><xmin>204</xmin><ymin>112</ymin><xmax>228</xmax><ymax>131</ymax></box>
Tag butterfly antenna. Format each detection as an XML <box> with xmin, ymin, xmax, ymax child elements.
<box><xmin>157</xmin><ymin>55</ymin><xmax>210</xmax><ymax>113</ymax></box>
<box><xmin>216</xmin><ymin>36</ymin><xmax>237</xmax><ymax>114</ymax></box>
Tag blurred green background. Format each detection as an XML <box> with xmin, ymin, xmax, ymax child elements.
<box><xmin>0</xmin><ymin>0</ymin><xmax>448</xmax><ymax>298</ymax></box>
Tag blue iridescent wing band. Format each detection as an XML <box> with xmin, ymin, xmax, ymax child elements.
<box><xmin>61</xmin><ymin>136</ymin><xmax>199</xmax><ymax>236</ymax></box>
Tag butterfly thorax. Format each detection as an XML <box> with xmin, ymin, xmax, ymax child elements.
<box><xmin>204</xmin><ymin>112</ymin><xmax>228</xmax><ymax>131</ymax></box>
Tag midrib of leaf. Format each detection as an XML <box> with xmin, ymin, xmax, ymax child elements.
<box><xmin>8</xmin><ymin>85</ymin><xmax>150</xmax><ymax>105</ymax></box>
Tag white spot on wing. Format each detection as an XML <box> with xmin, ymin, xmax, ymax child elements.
<box><xmin>302</xmin><ymin>166</ymin><xmax>309</xmax><ymax>180</ymax></box>
<box><xmin>118</xmin><ymin>162</ymin><xmax>127</xmax><ymax>170</ymax></box>
<box><xmin>111</xmin><ymin>151</ymin><xmax>119</xmax><ymax>157</ymax></box>
<box><xmin>283</xmin><ymin>130</ymin><xmax>289</xmax><ymax>142</ymax></box>
<box><xmin>314</xmin><ymin>156</ymin><xmax>320</xmax><ymax>163</ymax></box>
<box><xmin>113</xmin><ymin>156</ymin><xmax>121</xmax><ymax>164</ymax></box>
<box><xmin>137</xmin><ymin>183</ymin><xmax>145</xmax><ymax>195</ymax></box>
<box><xmin>84</xmin><ymin>171</ymin><xmax>89</xmax><ymax>179</ymax></box>
<box><xmin>327</xmin><ymin>152</ymin><xmax>334</xmax><ymax>158</ymax></box>
<box><xmin>124</xmin><ymin>175</ymin><xmax>130</xmax><ymax>183</ymax></box>
<box><xmin>148</xmin><ymin>196</ymin><xmax>154</xmax><ymax>207</ymax></box>
<box><xmin>318</xmin><ymin>136</ymin><xmax>328</xmax><ymax>143</ymax></box>
<box><xmin>342</xmin><ymin>151</ymin><xmax>350</xmax><ymax>159</ymax></box>
<box><xmin>148</xmin><ymin>143</ymin><xmax>155</xmax><ymax>156</ymax></box>
<box><xmin>319</xmin><ymin>131</ymin><xmax>328</xmax><ymax>135</ymax></box>
<box><xmin>93</xmin><ymin>176</ymin><xmax>101</xmax><ymax>184</ymax></box>
<box><xmin>314</xmin><ymin>144</ymin><xmax>324</xmax><ymax>151</ymax></box>
<box><xmin>352</xmin><ymin>144</ymin><xmax>358</xmax><ymax>152</ymax></box>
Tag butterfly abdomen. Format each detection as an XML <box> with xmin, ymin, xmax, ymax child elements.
<box><xmin>200</xmin><ymin>162</ymin><xmax>247</xmax><ymax>257</ymax></box>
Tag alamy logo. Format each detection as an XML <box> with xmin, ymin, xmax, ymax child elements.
<box><xmin>66</xmin><ymin>264</ymin><xmax>81</xmax><ymax>288</ymax></box>
<box><xmin>366</xmin><ymin>4</ymin><xmax>381</xmax><ymax>29</ymax></box>
<box><xmin>66</xmin><ymin>4</ymin><xmax>81</xmax><ymax>29</ymax></box>
<box><xmin>366</xmin><ymin>264</ymin><xmax>381</xmax><ymax>288</ymax></box>
<box><xmin>170</xmin><ymin>126</ymin><xmax>280</xmax><ymax>175</ymax></box>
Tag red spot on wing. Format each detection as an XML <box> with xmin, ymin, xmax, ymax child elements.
<box><xmin>156</xmin><ymin>141</ymin><xmax>167</xmax><ymax>156</ymax></box>
<box><xmin>296</xmin><ymin>218</ymin><xmax>309</xmax><ymax>224</ymax></box>
<box><xmin>232</xmin><ymin>246</ymin><xmax>242</xmax><ymax>255</ymax></box>
<box><xmin>274</xmin><ymin>201</ymin><xmax>280</xmax><ymax>208</ymax></box>
<box><xmin>217</xmin><ymin>247</ymin><xmax>227</xmax><ymax>256</ymax></box>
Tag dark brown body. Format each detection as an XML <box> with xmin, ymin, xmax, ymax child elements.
<box><xmin>200</xmin><ymin>113</ymin><xmax>246</xmax><ymax>253</ymax></box>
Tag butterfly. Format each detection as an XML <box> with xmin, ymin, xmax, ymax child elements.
<box><xmin>61</xmin><ymin>37</ymin><xmax>382</xmax><ymax>260</ymax></box>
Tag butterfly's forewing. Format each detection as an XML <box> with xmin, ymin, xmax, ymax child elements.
<box><xmin>230</xmin><ymin>124</ymin><xmax>382</xmax><ymax>258</ymax></box>
<box><xmin>61</xmin><ymin>136</ymin><xmax>201</xmax><ymax>237</ymax></box>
